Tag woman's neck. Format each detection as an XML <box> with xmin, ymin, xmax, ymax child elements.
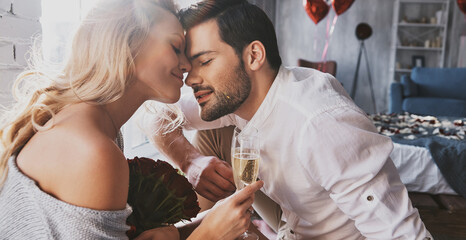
<box><xmin>102</xmin><ymin>86</ymin><xmax>147</xmax><ymax>137</ymax></box>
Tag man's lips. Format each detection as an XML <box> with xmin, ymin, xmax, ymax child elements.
<box><xmin>194</xmin><ymin>90</ymin><xmax>213</xmax><ymax>104</ymax></box>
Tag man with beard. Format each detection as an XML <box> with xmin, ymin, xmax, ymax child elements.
<box><xmin>142</xmin><ymin>0</ymin><xmax>432</xmax><ymax>239</ymax></box>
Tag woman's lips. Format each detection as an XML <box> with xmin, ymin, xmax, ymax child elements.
<box><xmin>172</xmin><ymin>74</ymin><xmax>184</xmax><ymax>87</ymax></box>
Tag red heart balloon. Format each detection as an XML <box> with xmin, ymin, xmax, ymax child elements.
<box><xmin>458</xmin><ymin>0</ymin><xmax>466</xmax><ymax>14</ymax></box>
<box><xmin>333</xmin><ymin>0</ymin><xmax>355</xmax><ymax>16</ymax></box>
<box><xmin>303</xmin><ymin>0</ymin><xmax>330</xmax><ymax>24</ymax></box>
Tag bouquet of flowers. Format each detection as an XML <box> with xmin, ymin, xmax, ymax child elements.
<box><xmin>126</xmin><ymin>157</ymin><xmax>201</xmax><ymax>239</ymax></box>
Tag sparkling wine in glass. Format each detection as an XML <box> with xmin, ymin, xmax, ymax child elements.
<box><xmin>231</xmin><ymin>126</ymin><xmax>260</xmax><ymax>240</ymax></box>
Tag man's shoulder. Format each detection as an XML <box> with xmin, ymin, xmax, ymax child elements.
<box><xmin>283</xmin><ymin>65</ymin><xmax>322</xmax><ymax>79</ymax></box>
<box><xmin>277</xmin><ymin>66</ymin><xmax>355</xmax><ymax>115</ymax></box>
<box><xmin>280</xmin><ymin>66</ymin><xmax>342</xmax><ymax>95</ymax></box>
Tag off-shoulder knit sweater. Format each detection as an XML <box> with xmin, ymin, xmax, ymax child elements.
<box><xmin>0</xmin><ymin>156</ymin><xmax>132</xmax><ymax>239</ymax></box>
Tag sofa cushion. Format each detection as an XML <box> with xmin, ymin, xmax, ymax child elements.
<box><xmin>403</xmin><ymin>97</ymin><xmax>466</xmax><ymax>117</ymax></box>
<box><xmin>401</xmin><ymin>75</ymin><xmax>418</xmax><ymax>97</ymax></box>
<box><xmin>389</xmin><ymin>83</ymin><xmax>403</xmax><ymax>113</ymax></box>
<box><xmin>411</xmin><ymin>68</ymin><xmax>466</xmax><ymax>100</ymax></box>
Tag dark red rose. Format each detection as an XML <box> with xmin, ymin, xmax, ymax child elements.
<box><xmin>184</xmin><ymin>204</ymin><xmax>201</xmax><ymax>218</ymax></box>
<box><xmin>154</xmin><ymin>159</ymin><xmax>179</xmax><ymax>178</ymax></box>
<box><xmin>164</xmin><ymin>170</ymin><xmax>193</xmax><ymax>197</ymax></box>
<box><xmin>126</xmin><ymin>157</ymin><xmax>201</xmax><ymax>238</ymax></box>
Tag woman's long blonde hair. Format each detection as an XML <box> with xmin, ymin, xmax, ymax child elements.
<box><xmin>0</xmin><ymin>0</ymin><xmax>183</xmax><ymax>187</ymax></box>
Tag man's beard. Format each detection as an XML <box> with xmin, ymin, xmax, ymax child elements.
<box><xmin>200</xmin><ymin>62</ymin><xmax>251</xmax><ymax>121</ymax></box>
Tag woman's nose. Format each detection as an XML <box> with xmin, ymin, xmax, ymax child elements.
<box><xmin>184</xmin><ymin>73</ymin><xmax>201</xmax><ymax>87</ymax></box>
<box><xmin>179</xmin><ymin>54</ymin><xmax>192</xmax><ymax>73</ymax></box>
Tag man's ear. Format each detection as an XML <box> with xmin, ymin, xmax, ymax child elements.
<box><xmin>243</xmin><ymin>40</ymin><xmax>266</xmax><ymax>71</ymax></box>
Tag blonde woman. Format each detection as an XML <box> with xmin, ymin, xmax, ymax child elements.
<box><xmin>0</xmin><ymin>0</ymin><xmax>262</xmax><ymax>239</ymax></box>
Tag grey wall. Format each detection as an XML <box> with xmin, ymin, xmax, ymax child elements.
<box><xmin>446</xmin><ymin>0</ymin><xmax>466</xmax><ymax>67</ymax></box>
<box><xmin>249</xmin><ymin>0</ymin><xmax>276</xmax><ymax>24</ymax></box>
<box><xmin>275</xmin><ymin>0</ymin><xmax>466</xmax><ymax>113</ymax></box>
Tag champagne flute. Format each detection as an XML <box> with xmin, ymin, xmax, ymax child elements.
<box><xmin>231</xmin><ymin>126</ymin><xmax>260</xmax><ymax>240</ymax></box>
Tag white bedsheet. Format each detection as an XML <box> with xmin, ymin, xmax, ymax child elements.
<box><xmin>390</xmin><ymin>143</ymin><xmax>456</xmax><ymax>195</ymax></box>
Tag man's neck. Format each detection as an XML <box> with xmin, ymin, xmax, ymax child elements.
<box><xmin>234</xmin><ymin>67</ymin><xmax>279</xmax><ymax>121</ymax></box>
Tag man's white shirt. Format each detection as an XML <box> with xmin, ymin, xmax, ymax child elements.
<box><xmin>147</xmin><ymin>66</ymin><xmax>432</xmax><ymax>239</ymax></box>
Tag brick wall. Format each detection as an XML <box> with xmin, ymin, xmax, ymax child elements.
<box><xmin>0</xmin><ymin>0</ymin><xmax>41</xmax><ymax>107</ymax></box>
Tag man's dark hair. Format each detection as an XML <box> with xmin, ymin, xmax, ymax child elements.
<box><xmin>179</xmin><ymin>0</ymin><xmax>282</xmax><ymax>70</ymax></box>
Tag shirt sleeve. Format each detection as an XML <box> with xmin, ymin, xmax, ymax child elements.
<box><xmin>298</xmin><ymin>107</ymin><xmax>431</xmax><ymax>239</ymax></box>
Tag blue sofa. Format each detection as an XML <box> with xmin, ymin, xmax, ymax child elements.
<box><xmin>389</xmin><ymin>67</ymin><xmax>466</xmax><ymax>117</ymax></box>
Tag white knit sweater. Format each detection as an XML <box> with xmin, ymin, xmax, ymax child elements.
<box><xmin>0</xmin><ymin>156</ymin><xmax>132</xmax><ymax>239</ymax></box>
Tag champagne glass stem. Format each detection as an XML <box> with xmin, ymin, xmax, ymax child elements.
<box><xmin>231</xmin><ymin>127</ymin><xmax>260</xmax><ymax>240</ymax></box>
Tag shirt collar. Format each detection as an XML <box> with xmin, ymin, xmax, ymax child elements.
<box><xmin>236</xmin><ymin>65</ymin><xmax>288</xmax><ymax>132</ymax></box>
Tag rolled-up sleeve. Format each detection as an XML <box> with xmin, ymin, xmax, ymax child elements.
<box><xmin>299</xmin><ymin>107</ymin><xmax>432</xmax><ymax>239</ymax></box>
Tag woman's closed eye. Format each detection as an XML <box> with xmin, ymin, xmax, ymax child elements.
<box><xmin>172</xmin><ymin>45</ymin><xmax>181</xmax><ymax>54</ymax></box>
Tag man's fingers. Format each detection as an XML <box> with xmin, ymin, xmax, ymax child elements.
<box><xmin>200</xmin><ymin>190</ymin><xmax>221</xmax><ymax>202</ymax></box>
<box><xmin>197</xmin><ymin>185</ymin><xmax>225</xmax><ymax>202</ymax></box>
<box><xmin>211</xmin><ymin>164</ymin><xmax>236</xmax><ymax>193</ymax></box>
<box><xmin>203</xmin><ymin>179</ymin><xmax>232</xmax><ymax>198</ymax></box>
<box><xmin>215</xmin><ymin>161</ymin><xmax>235</xmax><ymax>184</ymax></box>
<box><xmin>232</xmin><ymin>180</ymin><xmax>264</xmax><ymax>203</ymax></box>
<box><xmin>197</xmin><ymin>179</ymin><xmax>234</xmax><ymax>201</ymax></box>
<box><xmin>201</xmin><ymin>163</ymin><xmax>235</xmax><ymax>193</ymax></box>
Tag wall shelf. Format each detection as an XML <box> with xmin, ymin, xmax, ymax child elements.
<box><xmin>396</xmin><ymin>46</ymin><xmax>443</xmax><ymax>51</ymax></box>
<box><xmin>398</xmin><ymin>23</ymin><xmax>446</xmax><ymax>28</ymax></box>
<box><xmin>400</xmin><ymin>0</ymin><xmax>448</xmax><ymax>3</ymax></box>
<box><xmin>389</xmin><ymin>0</ymin><xmax>449</xmax><ymax>82</ymax></box>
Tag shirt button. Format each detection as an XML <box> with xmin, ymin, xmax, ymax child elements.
<box><xmin>367</xmin><ymin>195</ymin><xmax>374</xmax><ymax>201</ymax></box>
<box><xmin>290</xmin><ymin>230</ymin><xmax>294</xmax><ymax>234</ymax></box>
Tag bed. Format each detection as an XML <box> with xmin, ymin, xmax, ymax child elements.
<box><xmin>369</xmin><ymin>112</ymin><xmax>466</xmax><ymax>238</ymax></box>
<box><xmin>370</xmin><ymin>112</ymin><xmax>465</xmax><ymax>196</ymax></box>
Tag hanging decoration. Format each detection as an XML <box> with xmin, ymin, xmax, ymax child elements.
<box><xmin>332</xmin><ymin>0</ymin><xmax>356</xmax><ymax>16</ymax></box>
<box><xmin>458</xmin><ymin>0</ymin><xmax>466</xmax><ymax>15</ymax></box>
<box><xmin>303</xmin><ymin>0</ymin><xmax>330</xmax><ymax>24</ymax></box>
<box><xmin>303</xmin><ymin>0</ymin><xmax>356</xmax><ymax>70</ymax></box>
<box><xmin>303</xmin><ymin>0</ymin><xmax>356</xmax><ymax>25</ymax></box>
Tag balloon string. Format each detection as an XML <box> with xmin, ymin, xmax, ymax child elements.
<box><xmin>320</xmin><ymin>14</ymin><xmax>338</xmax><ymax>72</ymax></box>
<box><xmin>320</xmin><ymin>15</ymin><xmax>332</xmax><ymax>72</ymax></box>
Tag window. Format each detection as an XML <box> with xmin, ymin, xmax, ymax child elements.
<box><xmin>41</xmin><ymin>0</ymin><xmax>94</xmax><ymax>63</ymax></box>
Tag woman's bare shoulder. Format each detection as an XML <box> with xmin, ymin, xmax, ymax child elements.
<box><xmin>17</xmin><ymin>103</ymin><xmax>129</xmax><ymax>211</ymax></box>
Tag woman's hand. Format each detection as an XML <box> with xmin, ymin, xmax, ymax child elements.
<box><xmin>191</xmin><ymin>180</ymin><xmax>264</xmax><ymax>240</ymax></box>
<box><xmin>135</xmin><ymin>225</ymin><xmax>180</xmax><ymax>240</ymax></box>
